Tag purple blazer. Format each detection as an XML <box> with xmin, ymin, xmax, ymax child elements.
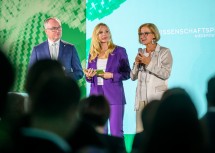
<box><xmin>86</xmin><ymin>46</ymin><xmax>131</xmax><ymax>105</ymax></box>
<box><xmin>29</xmin><ymin>40</ymin><xmax>83</xmax><ymax>80</ymax></box>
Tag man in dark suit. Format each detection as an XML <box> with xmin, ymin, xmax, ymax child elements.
<box><xmin>29</xmin><ymin>17</ymin><xmax>83</xmax><ymax>80</ymax></box>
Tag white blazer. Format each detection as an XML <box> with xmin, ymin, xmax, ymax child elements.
<box><xmin>130</xmin><ymin>44</ymin><xmax>173</xmax><ymax>110</ymax></box>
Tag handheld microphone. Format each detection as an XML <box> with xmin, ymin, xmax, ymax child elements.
<box><xmin>137</xmin><ymin>48</ymin><xmax>145</xmax><ymax>71</ymax></box>
<box><xmin>138</xmin><ymin>48</ymin><xmax>143</xmax><ymax>54</ymax></box>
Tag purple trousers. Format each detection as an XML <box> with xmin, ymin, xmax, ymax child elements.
<box><xmin>92</xmin><ymin>86</ymin><xmax>124</xmax><ymax>137</ymax></box>
<box><xmin>104</xmin><ymin>104</ymin><xmax>124</xmax><ymax>137</ymax></box>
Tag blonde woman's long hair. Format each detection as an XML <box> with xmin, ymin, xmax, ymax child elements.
<box><xmin>89</xmin><ymin>23</ymin><xmax>116</xmax><ymax>62</ymax></box>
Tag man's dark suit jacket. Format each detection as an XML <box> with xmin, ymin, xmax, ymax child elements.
<box><xmin>29</xmin><ymin>40</ymin><xmax>83</xmax><ymax>80</ymax></box>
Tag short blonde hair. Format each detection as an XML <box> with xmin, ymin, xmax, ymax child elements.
<box><xmin>138</xmin><ymin>23</ymin><xmax>160</xmax><ymax>44</ymax></box>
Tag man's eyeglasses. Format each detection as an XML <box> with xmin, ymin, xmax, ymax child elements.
<box><xmin>46</xmin><ymin>26</ymin><xmax>62</xmax><ymax>32</ymax></box>
<box><xmin>138</xmin><ymin>32</ymin><xmax>152</xmax><ymax>36</ymax></box>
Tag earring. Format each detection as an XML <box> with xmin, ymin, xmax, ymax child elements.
<box><xmin>152</xmin><ymin>39</ymin><xmax>156</xmax><ymax>44</ymax></box>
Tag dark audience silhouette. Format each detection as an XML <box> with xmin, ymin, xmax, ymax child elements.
<box><xmin>131</xmin><ymin>100</ymin><xmax>160</xmax><ymax>153</ymax></box>
<box><xmin>0</xmin><ymin>49</ymin><xmax>15</xmax><ymax>120</ymax></box>
<box><xmin>200</xmin><ymin>75</ymin><xmax>215</xmax><ymax>153</ymax></box>
<box><xmin>5</xmin><ymin>92</ymin><xmax>26</xmax><ymax>124</ymax></box>
<box><xmin>1</xmin><ymin>48</ymin><xmax>214</xmax><ymax>153</ymax></box>
<box><xmin>140</xmin><ymin>87</ymin><xmax>206</xmax><ymax>153</ymax></box>
<box><xmin>12</xmin><ymin>76</ymin><xmax>80</xmax><ymax>153</ymax></box>
<box><xmin>25</xmin><ymin>59</ymin><xmax>66</xmax><ymax>105</ymax></box>
<box><xmin>7</xmin><ymin>59</ymin><xmax>79</xmax><ymax>153</ymax></box>
<box><xmin>0</xmin><ymin>49</ymin><xmax>16</xmax><ymax>152</ymax></box>
<box><xmin>81</xmin><ymin>95</ymin><xmax>126</xmax><ymax>153</ymax></box>
<box><xmin>68</xmin><ymin>95</ymin><xmax>126</xmax><ymax>153</ymax></box>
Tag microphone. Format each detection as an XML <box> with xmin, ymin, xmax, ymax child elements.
<box><xmin>137</xmin><ymin>48</ymin><xmax>145</xmax><ymax>70</ymax></box>
<box><xmin>138</xmin><ymin>48</ymin><xmax>143</xmax><ymax>54</ymax></box>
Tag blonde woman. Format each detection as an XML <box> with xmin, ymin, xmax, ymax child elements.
<box><xmin>130</xmin><ymin>23</ymin><xmax>173</xmax><ymax>133</ymax></box>
<box><xmin>84</xmin><ymin>23</ymin><xmax>131</xmax><ymax>137</ymax></box>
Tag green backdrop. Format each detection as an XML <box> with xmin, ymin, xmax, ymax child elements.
<box><xmin>0</xmin><ymin>0</ymin><xmax>86</xmax><ymax>97</ymax></box>
<box><xmin>0</xmin><ymin>0</ymin><xmax>133</xmax><ymax>152</ymax></box>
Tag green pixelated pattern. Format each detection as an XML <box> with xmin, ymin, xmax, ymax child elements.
<box><xmin>87</xmin><ymin>0</ymin><xmax>126</xmax><ymax>20</ymax></box>
<box><xmin>0</xmin><ymin>0</ymin><xmax>86</xmax><ymax>95</ymax></box>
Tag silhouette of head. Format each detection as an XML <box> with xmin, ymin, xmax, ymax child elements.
<box><xmin>206</xmin><ymin>76</ymin><xmax>215</xmax><ymax>107</ymax></box>
<box><xmin>143</xmin><ymin>87</ymin><xmax>204</xmax><ymax>153</ymax></box>
<box><xmin>25</xmin><ymin>59</ymin><xmax>65</xmax><ymax>100</ymax></box>
<box><xmin>79</xmin><ymin>95</ymin><xmax>110</xmax><ymax>127</ymax></box>
<box><xmin>0</xmin><ymin>49</ymin><xmax>15</xmax><ymax>118</ymax></box>
<box><xmin>141</xmin><ymin>99</ymin><xmax>160</xmax><ymax>131</ymax></box>
<box><xmin>31</xmin><ymin>76</ymin><xmax>80</xmax><ymax>118</ymax></box>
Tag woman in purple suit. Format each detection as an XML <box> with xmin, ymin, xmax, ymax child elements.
<box><xmin>84</xmin><ymin>23</ymin><xmax>131</xmax><ymax>137</ymax></box>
